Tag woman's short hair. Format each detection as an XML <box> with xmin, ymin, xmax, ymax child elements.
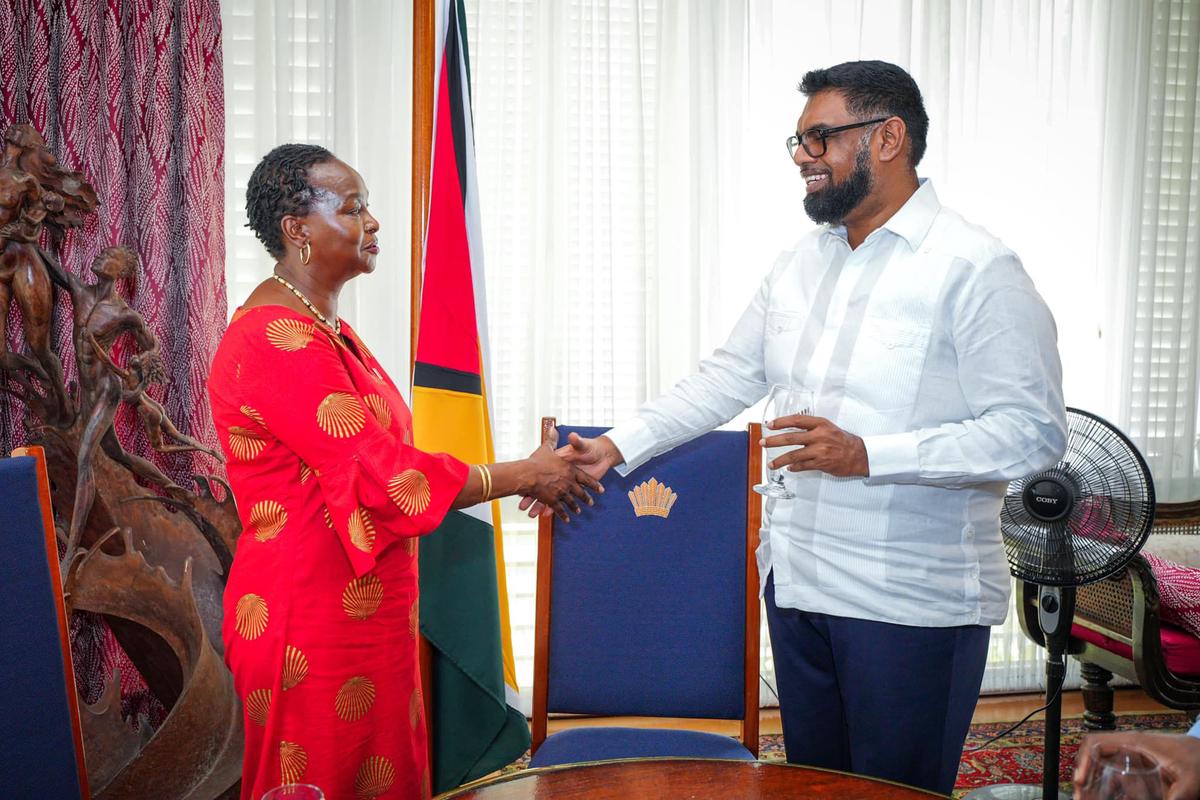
<box><xmin>245</xmin><ymin>143</ymin><xmax>336</xmax><ymax>259</ymax></box>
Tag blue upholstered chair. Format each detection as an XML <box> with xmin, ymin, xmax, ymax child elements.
<box><xmin>529</xmin><ymin>420</ymin><xmax>762</xmax><ymax>767</ymax></box>
<box><xmin>0</xmin><ymin>447</ymin><xmax>90</xmax><ymax>798</ymax></box>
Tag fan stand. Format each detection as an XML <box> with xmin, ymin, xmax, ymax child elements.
<box><xmin>963</xmin><ymin>584</ymin><xmax>1075</xmax><ymax>800</ymax></box>
<box><xmin>966</xmin><ymin>408</ymin><xmax>1155</xmax><ymax>800</ymax></box>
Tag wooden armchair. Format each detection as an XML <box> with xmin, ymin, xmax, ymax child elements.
<box><xmin>1016</xmin><ymin>500</ymin><xmax>1200</xmax><ymax>730</ymax></box>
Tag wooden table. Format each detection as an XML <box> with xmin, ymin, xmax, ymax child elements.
<box><xmin>438</xmin><ymin>758</ymin><xmax>949</xmax><ymax>799</ymax></box>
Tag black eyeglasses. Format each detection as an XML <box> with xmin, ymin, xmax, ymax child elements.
<box><xmin>786</xmin><ymin>117</ymin><xmax>890</xmax><ymax>159</ymax></box>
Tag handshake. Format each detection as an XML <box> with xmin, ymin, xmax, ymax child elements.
<box><xmin>506</xmin><ymin>410</ymin><xmax>871</xmax><ymax>522</ymax></box>
<box><xmin>514</xmin><ymin>431</ymin><xmax>624</xmax><ymax>522</ymax></box>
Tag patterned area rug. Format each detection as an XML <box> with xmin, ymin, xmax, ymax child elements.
<box><xmin>951</xmin><ymin>712</ymin><xmax>1191</xmax><ymax>797</ymax></box>
<box><xmin>503</xmin><ymin>712</ymin><xmax>1194</xmax><ymax>796</ymax></box>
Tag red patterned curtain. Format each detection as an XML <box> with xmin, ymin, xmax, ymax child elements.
<box><xmin>0</xmin><ymin>0</ymin><xmax>225</xmax><ymax>726</ymax></box>
<box><xmin>0</xmin><ymin>0</ymin><xmax>225</xmax><ymax>478</ymax></box>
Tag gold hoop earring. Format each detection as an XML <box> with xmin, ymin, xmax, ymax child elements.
<box><xmin>300</xmin><ymin>242</ymin><xmax>312</xmax><ymax>266</ymax></box>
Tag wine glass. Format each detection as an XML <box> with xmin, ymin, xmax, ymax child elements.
<box><xmin>1079</xmin><ymin>749</ymin><xmax>1164</xmax><ymax>800</ymax></box>
<box><xmin>753</xmin><ymin>384</ymin><xmax>814</xmax><ymax>500</ymax></box>
<box><xmin>261</xmin><ymin>785</ymin><xmax>325</xmax><ymax>800</ymax></box>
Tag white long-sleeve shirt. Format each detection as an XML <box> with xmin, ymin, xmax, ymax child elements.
<box><xmin>606</xmin><ymin>180</ymin><xmax>1067</xmax><ymax>627</ymax></box>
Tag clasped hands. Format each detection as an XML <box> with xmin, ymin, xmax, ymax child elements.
<box><xmin>520</xmin><ymin>413</ymin><xmax>868</xmax><ymax>519</ymax></box>
<box><xmin>521</xmin><ymin>428</ymin><xmax>609</xmax><ymax>522</ymax></box>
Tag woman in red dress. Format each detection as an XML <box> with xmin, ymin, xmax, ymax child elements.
<box><xmin>207</xmin><ymin>144</ymin><xmax>598</xmax><ymax>800</ymax></box>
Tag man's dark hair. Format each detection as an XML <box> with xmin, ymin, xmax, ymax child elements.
<box><xmin>799</xmin><ymin>60</ymin><xmax>929</xmax><ymax>168</ymax></box>
<box><xmin>245</xmin><ymin>143</ymin><xmax>336</xmax><ymax>259</ymax></box>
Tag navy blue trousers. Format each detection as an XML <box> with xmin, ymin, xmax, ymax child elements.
<box><xmin>764</xmin><ymin>574</ymin><xmax>991</xmax><ymax>795</ymax></box>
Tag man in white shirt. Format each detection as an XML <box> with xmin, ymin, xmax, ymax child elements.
<box><xmin>533</xmin><ymin>60</ymin><xmax>1067</xmax><ymax>793</ymax></box>
<box><xmin>1073</xmin><ymin>720</ymin><xmax>1200</xmax><ymax>798</ymax></box>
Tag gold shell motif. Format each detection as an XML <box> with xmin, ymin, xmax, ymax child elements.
<box><xmin>335</xmin><ymin>675</ymin><xmax>376</xmax><ymax>722</ymax></box>
<box><xmin>322</xmin><ymin>506</ymin><xmax>335</xmax><ymax>530</ymax></box>
<box><xmin>249</xmin><ymin>500</ymin><xmax>287</xmax><ymax>542</ymax></box>
<box><xmin>245</xmin><ymin>688</ymin><xmax>271</xmax><ymax>727</ymax></box>
<box><xmin>628</xmin><ymin>478</ymin><xmax>678</xmax><ymax>519</ymax></box>
<box><xmin>342</xmin><ymin>574</ymin><xmax>384</xmax><ymax>620</ymax></box>
<box><xmin>387</xmin><ymin>469</ymin><xmax>431</xmax><ymax>516</ymax></box>
<box><xmin>403</xmin><ymin>537</ymin><xmax>416</xmax><ymax>557</ymax></box>
<box><xmin>363</xmin><ymin>394</ymin><xmax>392</xmax><ymax>430</ymax></box>
<box><xmin>266</xmin><ymin>318</ymin><xmax>316</xmax><ymax>352</ymax></box>
<box><xmin>240</xmin><ymin>405</ymin><xmax>265</xmax><ymax>426</ymax></box>
<box><xmin>409</xmin><ymin>686</ymin><xmax>422</xmax><ymax>729</ymax></box>
<box><xmin>408</xmin><ymin>601</ymin><xmax>419</xmax><ymax>639</ymax></box>
<box><xmin>279</xmin><ymin>740</ymin><xmax>308</xmax><ymax>784</ymax></box>
<box><xmin>282</xmin><ymin>645</ymin><xmax>308</xmax><ymax>691</ymax></box>
<box><xmin>235</xmin><ymin>593</ymin><xmax>268</xmax><ymax>640</ymax></box>
<box><xmin>299</xmin><ymin>461</ymin><xmax>313</xmax><ymax>484</ymax></box>
<box><xmin>348</xmin><ymin>507</ymin><xmax>376</xmax><ymax>553</ymax></box>
<box><xmin>227</xmin><ymin>426</ymin><xmax>265</xmax><ymax>461</ymax></box>
<box><xmin>354</xmin><ymin>755</ymin><xmax>396</xmax><ymax>799</ymax></box>
<box><xmin>316</xmin><ymin>392</ymin><xmax>365</xmax><ymax>438</ymax></box>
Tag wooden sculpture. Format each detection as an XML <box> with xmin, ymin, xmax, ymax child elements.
<box><xmin>0</xmin><ymin>123</ymin><xmax>242</xmax><ymax>799</ymax></box>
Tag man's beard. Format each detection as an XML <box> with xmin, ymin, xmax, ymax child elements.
<box><xmin>803</xmin><ymin>142</ymin><xmax>873</xmax><ymax>225</ymax></box>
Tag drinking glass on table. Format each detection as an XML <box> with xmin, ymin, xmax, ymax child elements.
<box><xmin>262</xmin><ymin>785</ymin><xmax>325</xmax><ymax>800</ymax></box>
<box><xmin>1078</xmin><ymin>749</ymin><xmax>1164</xmax><ymax>800</ymax></box>
<box><xmin>753</xmin><ymin>384</ymin><xmax>814</xmax><ymax>500</ymax></box>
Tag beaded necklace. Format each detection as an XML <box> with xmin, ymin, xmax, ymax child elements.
<box><xmin>271</xmin><ymin>273</ymin><xmax>341</xmax><ymax>335</ymax></box>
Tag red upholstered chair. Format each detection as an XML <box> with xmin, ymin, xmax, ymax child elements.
<box><xmin>1016</xmin><ymin>500</ymin><xmax>1200</xmax><ymax>730</ymax></box>
<box><xmin>529</xmin><ymin>420</ymin><xmax>762</xmax><ymax>767</ymax></box>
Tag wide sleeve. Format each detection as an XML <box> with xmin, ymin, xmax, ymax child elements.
<box><xmin>233</xmin><ymin>315</ymin><xmax>469</xmax><ymax>575</ymax></box>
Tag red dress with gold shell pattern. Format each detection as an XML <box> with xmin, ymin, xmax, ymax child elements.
<box><xmin>206</xmin><ymin>306</ymin><xmax>468</xmax><ymax>800</ymax></box>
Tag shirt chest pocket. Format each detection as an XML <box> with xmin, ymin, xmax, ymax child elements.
<box><xmin>764</xmin><ymin>311</ymin><xmax>806</xmax><ymax>378</ymax></box>
<box><xmin>847</xmin><ymin>318</ymin><xmax>932</xmax><ymax>412</ymax></box>
<box><xmin>766</xmin><ymin>310</ymin><xmax>805</xmax><ymax>336</ymax></box>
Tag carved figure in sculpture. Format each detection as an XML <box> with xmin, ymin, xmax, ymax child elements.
<box><xmin>0</xmin><ymin>150</ymin><xmax>71</xmax><ymax>421</ymax></box>
<box><xmin>87</xmin><ymin>330</ymin><xmax>224</xmax><ymax>461</ymax></box>
<box><xmin>3</xmin><ymin>123</ymin><xmax>98</xmax><ymax>231</ymax></box>
<box><xmin>46</xmin><ymin>246</ymin><xmax>192</xmax><ymax>562</ymax></box>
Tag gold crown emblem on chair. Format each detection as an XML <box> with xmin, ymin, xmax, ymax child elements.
<box><xmin>628</xmin><ymin>478</ymin><xmax>678</xmax><ymax>518</ymax></box>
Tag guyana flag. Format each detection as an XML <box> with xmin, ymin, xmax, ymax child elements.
<box><xmin>412</xmin><ymin>0</ymin><xmax>530</xmax><ymax>792</ymax></box>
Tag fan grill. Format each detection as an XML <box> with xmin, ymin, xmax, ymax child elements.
<box><xmin>1001</xmin><ymin>408</ymin><xmax>1155</xmax><ymax>587</ymax></box>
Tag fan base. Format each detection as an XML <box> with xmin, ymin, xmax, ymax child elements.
<box><xmin>961</xmin><ymin>785</ymin><xmax>1071</xmax><ymax>799</ymax></box>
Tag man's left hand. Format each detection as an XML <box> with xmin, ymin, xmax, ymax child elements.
<box><xmin>762</xmin><ymin>414</ymin><xmax>869</xmax><ymax>478</ymax></box>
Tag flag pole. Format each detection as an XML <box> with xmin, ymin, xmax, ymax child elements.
<box><xmin>411</xmin><ymin>0</ymin><xmax>437</xmax><ymax>780</ymax></box>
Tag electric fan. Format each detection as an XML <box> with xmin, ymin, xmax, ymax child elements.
<box><xmin>966</xmin><ymin>407</ymin><xmax>1155</xmax><ymax>800</ymax></box>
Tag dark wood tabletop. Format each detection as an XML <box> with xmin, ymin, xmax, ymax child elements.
<box><xmin>437</xmin><ymin>758</ymin><xmax>950</xmax><ymax>799</ymax></box>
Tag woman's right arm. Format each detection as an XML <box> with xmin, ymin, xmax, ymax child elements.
<box><xmin>224</xmin><ymin>316</ymin><xmax>599</xmax><ymax>576</ymax></box>
<box><xmin>451</xmin><ymin>443</ymin><xmax>603</xmax><ymax>521</ymax></box>
<box><xmin>226</xmin><ymin>317</ymin><xmax>473</xmax><ymax>575</ymax></box>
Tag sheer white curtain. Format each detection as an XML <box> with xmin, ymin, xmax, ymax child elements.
<box><xmin>1099</xmin><ymin>0</ymin><xmax>1200</xmax><ymax>503</ymax></box>
<box><xmin>464</xmin><ymin>0</ymin><xmax>1200</xmax><ymax>700</ymax></box>
<box><xmin>221</xmin><ymin>1</ymin><xmax>414</xmax><ymax>382</ymax></box>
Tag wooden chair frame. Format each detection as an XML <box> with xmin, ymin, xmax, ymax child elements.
<box><xmin>1016</xmin><ymin>499</ymin><xmax>1200</xmax><ymax>730</ymax></box>
<box><xmin>10</xmin><ymin>445</ymin><xmax>92</xmax><ymax>798</ymax></box>
<box><xmin>530</xmin><ymin>418</ymin><xmax>762</xmax><ymax>758</ymax></box>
